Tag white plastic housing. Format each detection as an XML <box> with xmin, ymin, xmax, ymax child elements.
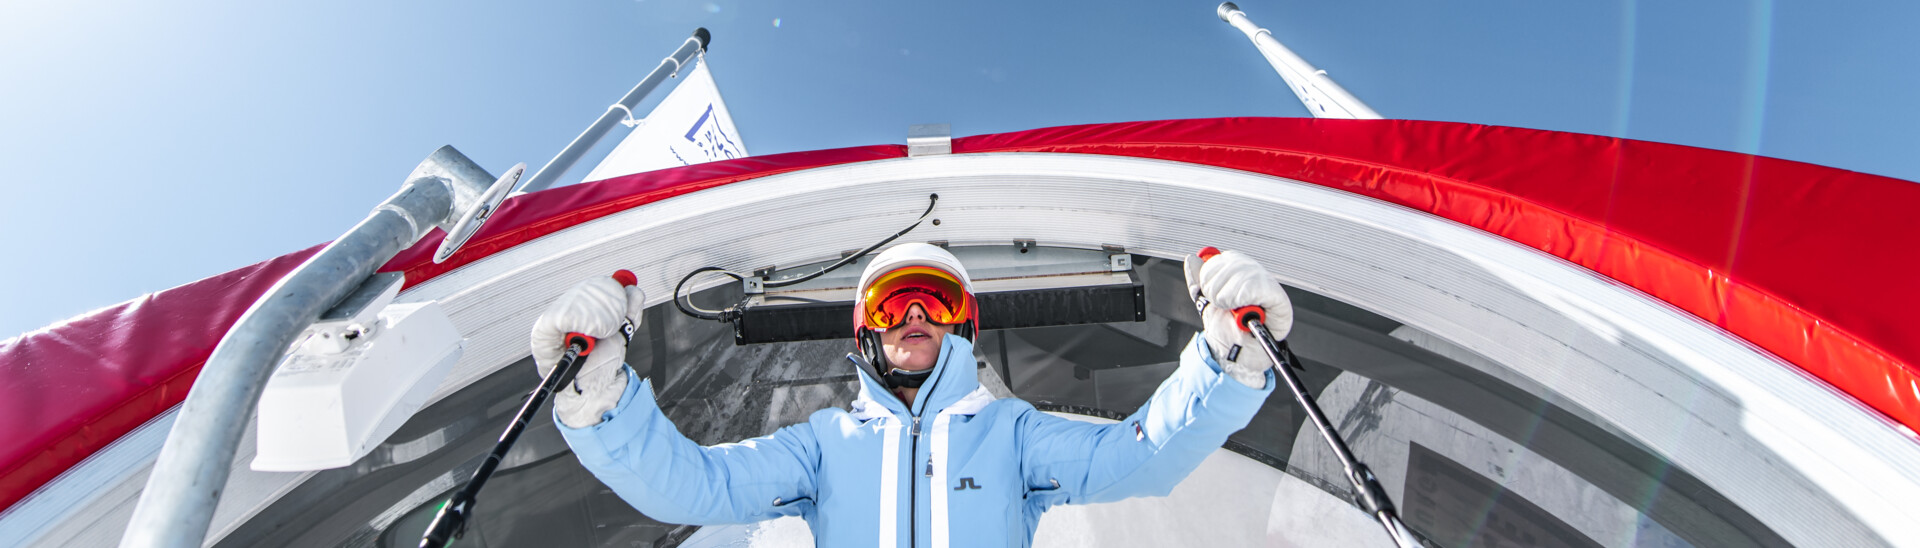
<box><xmin>252</xmin><ymin>301</ymin><xmax>464</xmax><ymax>472</ymax></box>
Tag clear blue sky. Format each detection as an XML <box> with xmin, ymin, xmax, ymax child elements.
<box><xmin>3</xmin><ymin>0</ymin><xmax>1916</xmax><ymax>340</ymax></box>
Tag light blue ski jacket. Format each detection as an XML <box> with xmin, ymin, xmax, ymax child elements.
<box><xmin>558</xmin><ymin>333</ymin><xmax>1273</xmax><ymax>547</ymax></box>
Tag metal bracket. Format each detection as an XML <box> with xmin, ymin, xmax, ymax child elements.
<box><xmin>302</xmin><ymin>272</ymin><xmax>405</xmax><ymax>354</ymax></box>
<box><xmin>1014</xmin><ymin>239</ymin><xmax>1036</xmax><ymax>254</ymax></box>
<box><xmin>1102</xmin><ymin>244</ymin><xmax>1132</xmax><ymax>271</ymax></box>
<box><xmin>907</xmin><ymin>123</ymin><xmax>952</xmax><ymax>157</ymax></box>
<box><xmin>607</xmin><ymin>104</ymin><xmax>644</xmax><ymax>128</ymax></box>
<box><xmin>744</xmin><ymin>265</ymin><xmax>775</xmax><ymax>295</ymax></box>
<box><xmin>317</xmin><ymin>272</ymin><xmax>405</xmax><ymax>325</ymax></box>
<box><xmin>435</xmin><ymin>161</ymin><xmax>525</xmax><ymax>264</ymax></box>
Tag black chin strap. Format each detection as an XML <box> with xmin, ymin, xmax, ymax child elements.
<box><xmin>858</xmin><ymin>322</ymin><xmax>980</xmax><ymax>391</ymax></box>
<box><xmin>859</xmin><ymin>328</ymin><xmax>938</xmax><ymax>390</ymax></box>
<box><xmin>879</xmin><ymin>367</ymin><xmax>933</xmax><ymax>389</ymax></box>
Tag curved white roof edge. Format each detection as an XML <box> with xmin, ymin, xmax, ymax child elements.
<box><xmin>386</xmin><ymin>151</ymin><xmax>1920</xmax><ymax>546</ymax></box>
<box><xmin>14</xmin><ymin>152</ymin><xmax>1917</xmax><ymax>547</ymax></box>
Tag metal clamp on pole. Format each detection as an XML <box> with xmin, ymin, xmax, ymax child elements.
<box><xmin>516</xmin><ymin>28</ymin><xmax>711</xmax><ymax>194</ymax></box>
<box><xmin>120</xmin><ymin>146</ymin><xmax>509</xmax><ymax>548</ymax></box>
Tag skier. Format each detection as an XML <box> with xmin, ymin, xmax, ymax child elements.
<box><xmin>531</xmin><ymin>242</ymin><xmax>1290</xmax><ymax>546</ymax></box>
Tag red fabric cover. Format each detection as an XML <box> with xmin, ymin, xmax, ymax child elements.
<box><xmin>956</xmin><ymin>118</ymin><xmax>1920</xmax><ymax>434</ymax></box>
<box><xmin>0</xmin><ymin>146</ymin><xmax>901</xmax><ymax>512</ymax></box>
<box><xmin>5</xmin><ymin>118</ymin><xmax>1915</xmax><ymax>513</ymax></box>
<box><xmin>383</xmin><ymin>146</ymin><xmax>907</xmax><ymax>287</ymax></box>
<box><xmin>0</xmin><ymin>244</ymin><xmax>321</xmax><ymax>511</ymax></box>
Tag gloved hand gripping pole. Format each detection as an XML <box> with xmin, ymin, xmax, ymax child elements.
<box><xmin>418</xmin><ymin>330</ymin><xmax>601</xmax><ymax>548</ymax></box>
<box><xmin>1239</xmin><ymin>312</ymin><xmax>1423</xmax><ymax>548</ymax></box>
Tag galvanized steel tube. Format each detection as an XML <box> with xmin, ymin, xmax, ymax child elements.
<box><xmin>119</xmin><ymin>179</ymin><xmax>455</xmax><ymax>548</ymax></box>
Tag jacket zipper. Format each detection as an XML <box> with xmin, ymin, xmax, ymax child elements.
<box><xmin>909</xmin><ymin>414</ymin><xmax>921</xmax><ymax>547</ymax></box>
<box><xmin>905</xmin><ymin>353</ymin><xmax>943</xmax><ymax>548</ymax></box>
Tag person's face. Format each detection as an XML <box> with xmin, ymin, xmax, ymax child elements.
<box><xmin>879</xmin><ymin>303</ymin><xmax>955</xmax><ymax>371</ymax></box>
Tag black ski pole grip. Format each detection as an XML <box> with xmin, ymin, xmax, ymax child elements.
<box><xmin>566</xmin><ymin>333</ymin><xmax>595</xmax><ymax>356</ymax></box>
<box><xmin>1231</xmin><ymin>306</ymin><xmax>1265</xmax><ymax>333</ymax></box>
<box><xmin>551</xmin><ymin>333</ymin><xmax>594</xmax><ymax>391</ymax></box>
<box><xmin>1195</xmin><ymin>247</ymin><xmax>1267</xmax><ymax>333</ymax></box>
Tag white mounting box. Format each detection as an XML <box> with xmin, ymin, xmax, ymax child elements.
<box><xmin>252</xmin><ymin>300</ymin><xmax>464</xmax><ymax>472</ymax></box>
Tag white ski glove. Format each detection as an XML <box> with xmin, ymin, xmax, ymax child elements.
<box><xmin>1185</xmin><ymin>248</ymin><xmax>1293</xmax><ymax>389</ymax></box>
<box><xmin>531</xmin><ymin>271</ymin><xmax>644</xmax><ymax>428</ymax></box>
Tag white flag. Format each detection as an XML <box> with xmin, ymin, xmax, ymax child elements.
<box><xmin>582</xmin><ymin>59</ymin><xmax>750</xmax><ymax>182</ymax></box>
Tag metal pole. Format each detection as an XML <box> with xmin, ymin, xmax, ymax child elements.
<box><xmin>1246</xmin><ymin>318</ymin><xmax>1421</xmax><ymax>548</ymax></box>
<box><xmin>120</xmin><ymin>147</ymin><xmax>498</xmax><ymax>548</ymax></box>
<box><xmin>420</xmin><ymin>330</ymin><xmax>598</xmax><ymax>548</ymax></box>
<box><xmin>516</xmin><ymin>28</ymin><xmax>710</xmax><ymax>194</ymax></box>
<box><xmin>1216</xmin><ymin>3</ymin><xmax>1382</xmax><ymax>119</ymax></box>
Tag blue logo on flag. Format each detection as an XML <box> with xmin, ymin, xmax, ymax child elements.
<box><xmin>681</xmin><ymin>104</ymin><xmax>741</xmax><ymax>164</ymax></box>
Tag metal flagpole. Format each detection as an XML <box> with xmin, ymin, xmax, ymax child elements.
<box><xmin>1216</xmin><ymin>3</ymin><xmax>1382</xmax><ymax>119</ymax></box>
<box><xmin>516</xmin><ymin>28</ymin><xmax>710</xmax><ymax>194</ymax></box>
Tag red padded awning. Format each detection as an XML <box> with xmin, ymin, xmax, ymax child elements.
<box><xmin>3</xmin><ymin>118</ymin><xmax>1914</xmax><ymax>512</ymax></box>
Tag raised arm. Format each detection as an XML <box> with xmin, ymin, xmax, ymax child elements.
<box><xmin>1017</xmin><ymin>336</ymin><xmax>1273</xmax><ymax>504</ymax></box>
<box><xmin>1018</xmin><ymin>248</ymin><xmax>1290</xmax><ymax>504</ymax></box>
<box><xmin>529</xmin><ymin>273</ymin><xmax>818</xmax><ymax>525</ymax></box>
<box><xmin>558</xmin><ymin>368</ymin><xmax>820</xmax><ymax>525</ymax></box>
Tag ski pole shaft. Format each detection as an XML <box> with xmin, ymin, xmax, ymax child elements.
<box><xmin>1244</xmin><ymin>316</ymin><xmax>1421</xmax><ymax>548</ymax></box>
<box><xmin>419</xmin><ymin>332</ymin><xmax>597</xmax><ymax>548</ymax></box>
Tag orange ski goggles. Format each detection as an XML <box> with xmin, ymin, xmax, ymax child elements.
<box><xmin>859</xmin><ymin>266</ymin><xmax>974</xmax><ymax>330</ymax></box>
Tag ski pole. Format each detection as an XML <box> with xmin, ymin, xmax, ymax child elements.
<box><xmin>1239</xmin><ymin>311</ymin><xmax>1423</xmax><ymax>548</ymax></box>
<box><xmin>418</xmin><ymin>331</ymin><xmax>600</xmax><ymax>548</ymax></box>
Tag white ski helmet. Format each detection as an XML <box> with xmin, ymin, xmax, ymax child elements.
<box><xmin>853</xmin><ymin>243</ymin><xmax>978</xmax><ymax>348</ymax></box>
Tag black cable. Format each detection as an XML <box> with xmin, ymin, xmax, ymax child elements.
<box><xmin>670</xmin><ymin>194</ymin><xmax>939</xmax><ymax>321</ymax></box>
<box><xmin>764</xmin><ymin>193</ymin><xmax>938</xmax><ymax>289</ymax></box>
<box><xmin>673</xmin><ymin>266</ymin><xmax>743</xmax><ymax>321</ymax></box>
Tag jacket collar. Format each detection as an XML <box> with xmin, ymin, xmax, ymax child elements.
<box><xmin>850</xmin><ymin>334</ymin><xmax>992</xmax><ymax>421</ymax></box>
